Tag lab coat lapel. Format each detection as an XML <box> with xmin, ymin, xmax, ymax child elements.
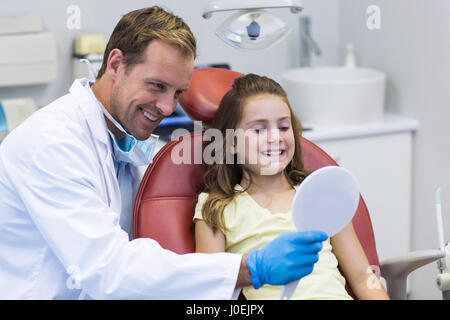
<box><xmin>69</xmin><ymin>79</ymin><xmax>121</xmax><ymax>214</ymax></box>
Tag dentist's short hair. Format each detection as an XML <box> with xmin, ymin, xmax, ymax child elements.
<box><xmin>97</xmin><ymin>6</ymin><xmax>197</xmax><ymax>79</ymax></box>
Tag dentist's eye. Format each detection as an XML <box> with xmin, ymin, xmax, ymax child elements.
<box><xmin>174</xmin><ymin>90</ymin><xmax>183</xmax><ymax>100</ymax></box>
<box><xmin>148</xmin><ymin>82</ymin><xmax>165</xmax><ymax>91</ymax></box>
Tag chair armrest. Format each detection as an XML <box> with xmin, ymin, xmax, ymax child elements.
<box><xmin>380</xmin><ymin>249</ymin><xmax>445</xmax><ymax>300</ymax></box>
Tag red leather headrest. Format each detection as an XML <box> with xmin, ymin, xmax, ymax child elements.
<box><xmin>179</xmin><ymin>68</ymin><xmax>244</xmax><ymax>124</ymax></box>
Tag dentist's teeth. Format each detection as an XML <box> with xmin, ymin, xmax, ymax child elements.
<box><xmin>143</xmin><ymin>110</ymin><xmax>157</xmax><ymax>121</ymax></box>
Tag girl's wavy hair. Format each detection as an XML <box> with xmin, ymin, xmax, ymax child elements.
<box><xmin>200</xmin><ymin>73</ymin><xmax>309</xmax><ymax>233</ymax></box>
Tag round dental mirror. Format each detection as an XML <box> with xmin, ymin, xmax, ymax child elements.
<box><xmin>292</xmin><ymin>166</ymin><xmax>360</xmax><ymax>237</ymax></box>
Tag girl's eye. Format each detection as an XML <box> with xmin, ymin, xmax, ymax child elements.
<box><xmin>253</xmin><ymin>128</ymin><xmax>266</xmax><ymax>134</ymax></box>
<box><xmin>280</xmin><ymin>126</ymin><xmax>290</xmax><ymax>131</ymax></box>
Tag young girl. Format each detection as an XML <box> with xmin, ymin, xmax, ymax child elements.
<box><xmin>194</xmin><ymin>73</ymin><xmax>389</xmax><ymax>300</ymax></box>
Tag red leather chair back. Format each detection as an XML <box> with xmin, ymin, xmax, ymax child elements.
<box><xmin>133</xmin><ymin>131</ymin><xmax>206</xmax><ymax>254</ymax></box>
<box><xmin>179</xmin><ymin>68</ymin><xmax>244</xmax><ymax>125</ymax></box>
<box><xmin>133</xmin><ymin>68</ymin><xmax>379</xmax><ymax>298</ymax></box>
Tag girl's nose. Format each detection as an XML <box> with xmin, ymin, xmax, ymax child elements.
<box><xmin>267</xmin><ymin>128</ymin><xmax>281</xmax><ymax>142</ymax></box>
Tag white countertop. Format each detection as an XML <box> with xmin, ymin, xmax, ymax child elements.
<box><xmin>302</xmin><ymin>112</ymin><xmax>419</xmax><ymax>142</ymax></box>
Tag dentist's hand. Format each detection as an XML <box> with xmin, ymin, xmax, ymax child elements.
<box><xmin>246</xmin><ymin>231</ymin><xmax>328</xmax><ymax>289</ymax></box>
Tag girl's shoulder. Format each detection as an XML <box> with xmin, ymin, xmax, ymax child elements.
<box><xmin>197</xmin><ymin>184</ymin><xmax>246</xmax><ymax>198</ymax></box>
<box><xmin>197</xmin><ymin>192</ymin><xmax>209</xmax><ymax>202</ymax></box>
<box><xmin>196</xmin><ymin>185</ymin><xmax>247</xmax><ymax>211</ymax></box>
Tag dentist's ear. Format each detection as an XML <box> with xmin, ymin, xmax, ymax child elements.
<box><xmin>106</xmin><ymin>49</ymin><xmax>124</xmax><ymax>80</ymax></box>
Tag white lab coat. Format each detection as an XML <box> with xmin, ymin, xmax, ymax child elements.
<box><xmin>0</xmin><ymin>78</ymin><xmax>241</xmax><ymax>299</ymax></box>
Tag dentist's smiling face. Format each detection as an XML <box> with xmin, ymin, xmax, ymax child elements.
<box><xmin>234</xmin><ymin>94</ymin><xmax>295</xmax><ymax>176</ymax></box>
<box><xmin>109</xmin><ymin>39</ymin><xmax>194</xmax><ymax>141</ymax></box>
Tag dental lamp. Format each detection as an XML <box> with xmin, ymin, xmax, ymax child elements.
<box><xmin>202</xmin><ymin>0</ymin><xmax>303</xmax><ymax>50</ymax></box>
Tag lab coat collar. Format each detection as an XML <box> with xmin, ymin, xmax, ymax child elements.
<box><xmin>69</xmin><ymin>78</ymin><xmax>122</xmax><ymax>213</ymax></box>
<box><xmin>70</xmin><ymin>79</ymin><xmax>150</xmax><ymax>180</ymax></box>
<box><xmin>69</xmin><ymin>78</ymin><xmax>110</xmax><ymax>147</ymax></box>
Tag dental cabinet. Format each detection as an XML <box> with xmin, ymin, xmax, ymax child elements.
<box><xmin>0</xmin><ymin>15</ymin><xmax>57</xmax><ymax>87</ymax></box>
<box><xmin>0</xmin><ymin>15</ymin><xmax>54</xmax><ymax>142</ymax></box>
<box><xmin>303</xmin><ymin>113</ymin><xmax>419</xmax><ymax>262</ymax></box>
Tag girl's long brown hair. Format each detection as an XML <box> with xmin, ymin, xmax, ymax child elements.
<box><xmin>200</xmin><ymin>74</ymin><xmax>309</xmax><ymax>233</ymax></box>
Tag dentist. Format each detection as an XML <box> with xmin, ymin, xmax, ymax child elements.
<box><xmin>0</xmin><ymin>6</ymin><xmax>326</xmax><ymax>299</ymax></box>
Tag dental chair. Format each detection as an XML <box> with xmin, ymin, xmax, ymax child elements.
<box><xmin>133</xmin><ymin>68</ymin><xmax>444</xmax><ymax>300</ymax></box>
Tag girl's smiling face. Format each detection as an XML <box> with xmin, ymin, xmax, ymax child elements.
<box><xmin>233</xmin><ymin>94</ymin><xmax>295</xmax><ymax>176</ymax></box>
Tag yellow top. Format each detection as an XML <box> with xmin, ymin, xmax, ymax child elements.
<box><xmin>194</xmin><ymin>185</ymin><xmax>352</xmax><ymax>300</ymax></box>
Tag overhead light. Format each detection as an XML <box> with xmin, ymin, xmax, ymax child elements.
<box><xmin>202</xmin><ymin>0</ymin><xmax>303</xmax><ymax>50</ymax></box>
<box><xmin>202</xmin><ymin>0</ymin><xmax>303</xmax><ymax>19</ymax></box>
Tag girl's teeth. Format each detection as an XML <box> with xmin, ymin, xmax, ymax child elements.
<box><xmin>263</xmin><ymin>151</ymin><xmax>282</xmax><ymax>156</ymax></box>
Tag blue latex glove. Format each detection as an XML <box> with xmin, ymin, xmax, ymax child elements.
<box><xmin>246</xmin><ymin>231</ymin><xmax>328</xmax><ymax>289</ymax></box>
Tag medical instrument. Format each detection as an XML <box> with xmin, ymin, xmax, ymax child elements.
<box><xmin>73</xmin><ymin>34</ymin><xmax>106</xmax><ymax>81</ymax></box>
<box><xmin>434</xmin><ymin>187</ymin><xmax>450</xmax><ymax>300</ymax></box>
<box><xmin>436</xmin><ymin>244</ymin><xmax>450</xmax><ymax>300</ymax></box>
<box><xmin>435</xmin><ymin>187</ymin><xmax>445</xmax><ymax>250</ymax></box>
<box><xmin>280</xmin><ymin>166</ymin><xmax>360</xmax><ymax>300</ymax></box>
<box><xmin>0</xmin><ymin>15</ymin><xmax>57</xmax><ymax>87</ymax></box>
<box><xmin>202</xmin><ymin>0</ymin><xmax>303</xmax><ymax>50</ymax></box>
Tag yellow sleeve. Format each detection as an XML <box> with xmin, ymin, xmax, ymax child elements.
<box><xmin>193</xmin><ymin>192</ymin><xmax>209</xmax><ymax>221</ymax></box>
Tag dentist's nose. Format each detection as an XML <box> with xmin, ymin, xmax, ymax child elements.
<box><xmin>156</xmin><ymin>93</ymin><xmax>178</xmax><ymax>116</ymax></box>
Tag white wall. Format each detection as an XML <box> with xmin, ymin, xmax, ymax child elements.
<box><xmin>339</xmin><ymin>0</ymin><xmax>450</xmax><ymax>299</ymax></box>
<box><xmin>0</xmin><ymin>0</ymin><xmax>340</xmax><ymax>107</ymax></box>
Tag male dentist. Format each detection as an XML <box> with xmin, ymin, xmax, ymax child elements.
<box><xmin>0</xmin><ymin>6</ymin><xmax>327</xmax><ymax>299</ymax></box>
